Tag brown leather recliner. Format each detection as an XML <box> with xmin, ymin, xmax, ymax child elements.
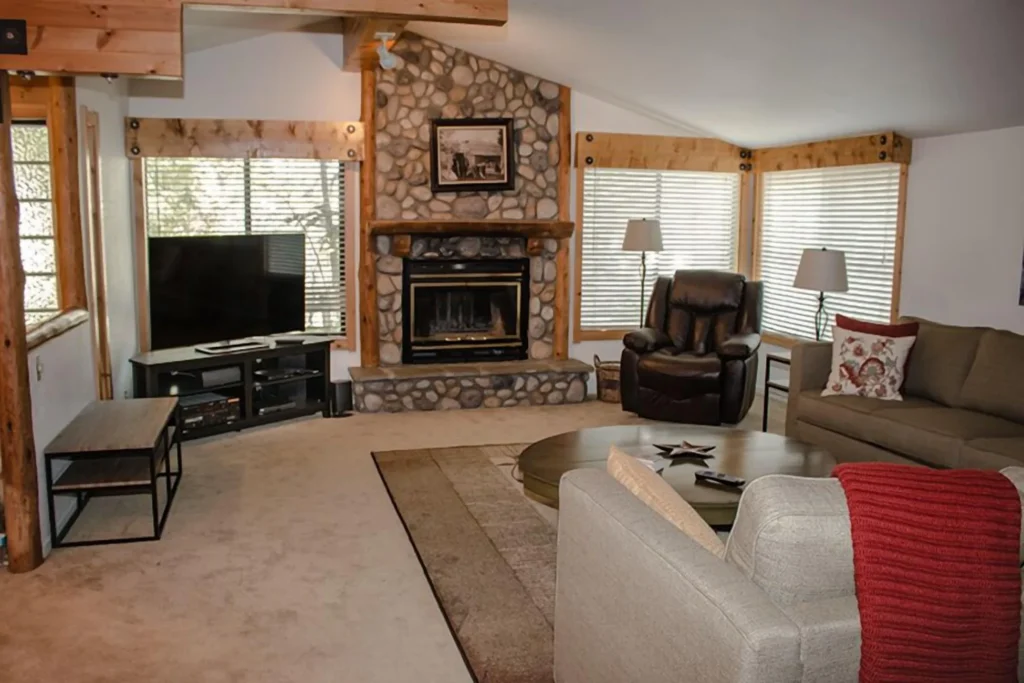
<box><xmin>620</xmin><ymin>271</ymin><xmax>763</xmax><ymax>425</ymax></box>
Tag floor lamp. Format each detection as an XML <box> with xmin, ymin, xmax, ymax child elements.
<box><xmin>793</xmin><ymin>247</ymin><xmax>849</xmax><ymax>341</ymax></box>
<box><xmin>622</xmin><ymin>219</ymin><xmax>664</xmax><ymax>326</ymax></box>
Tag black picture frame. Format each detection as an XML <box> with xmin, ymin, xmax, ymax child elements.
<box><xmin>430</xmin><ymin>118</ymin><xmax>516</xmax><ymax>194</ymax></box>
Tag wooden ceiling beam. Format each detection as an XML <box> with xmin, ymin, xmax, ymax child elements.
<box><xmin>342</xmin><ymin>17</ymin><xmax>406</xmax><ymax>72</ymax></box>
<box><xmin>0</xmin><ymin>0</ymin><xmax>507</xmax><ymax>77</ymax></box>
<box><xmin>209</xmin><ymin>0</ymin><xmax>506</xmax><ymax>24</ymax></box>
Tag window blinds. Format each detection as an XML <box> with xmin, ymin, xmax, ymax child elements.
<box><xmin>579</xmin><ymin>167</ymin><xmax>739</xmax><ymax>330</ymax></box>
<box><xmin>759</xmin><ymin>163</ymin><xmax>901</xmax><ymax>341</ymax></box>
<box><xmin>12</xmin><ymin>121</ymin><xmax>59</xmax><ymax>325</ymax></box>
<box><xmin>144</xmin><ymin>157</ymin><xmax>347</xmax><ymax>334</ymax></box>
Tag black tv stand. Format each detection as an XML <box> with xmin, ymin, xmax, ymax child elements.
<box><xmin>196</xmin><ymin>338</ymin><xmax>271</xmax><ymax>355</ymax></box>
<box><xmin>131</xmin><ymin>339</ymin><xmax>332</xmax><ymax>441</ymax></box>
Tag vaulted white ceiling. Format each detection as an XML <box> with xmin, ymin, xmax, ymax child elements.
<box><xmin>412</xmin><ymin>0</ymin><xmax>1024</xmax><ymax>146</ymax></box>
<box><xmin>178</xmin><ymin>1</ymin><xmax>1024</xmax><ymax>147</ymax></box>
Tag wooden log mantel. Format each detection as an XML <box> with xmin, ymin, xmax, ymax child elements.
<box><xmin>369</xmin><ymin>220</ymin><xmax>575</xmax><ymax>240</ymax></box>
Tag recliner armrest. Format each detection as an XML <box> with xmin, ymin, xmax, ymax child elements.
<box><xmin>623</xmin><ymin>327</ymin><xmax>672</xmax><ymax>354</ymax></box>
<box><xmin>718</xmin><ymin>333</ymin><xmax>761</xmax><ymax>360</ymax></box>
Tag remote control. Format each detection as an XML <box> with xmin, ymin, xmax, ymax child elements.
<box><xmin>694</xmin><ymin>470</ymin><xmax>745</xmax><ymax>488</ymax></box>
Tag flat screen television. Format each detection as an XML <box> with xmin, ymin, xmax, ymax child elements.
<box><xmin>149</xmin><ymin>234</ymin><xmax>305</xmax><ymax>350</ymax></box>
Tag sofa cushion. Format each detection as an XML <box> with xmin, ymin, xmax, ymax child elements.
<box><xmin>797</xmin><ymin>392</ymin><xmax>1024</xmax><ymax>468</ymax></box>
<box><xmin>871</xmin><ymin>407</ymin><xmax>1024</xmax><ymax>468</ymax></box>
<box><xmin>606</xmin><ymin>446</ymin><xmax>726</xmax><ymax>558</ymax></box>
<box><xmin>901</xmin><ymin>319</ymin><xmax>985</xmax><ymax>406</ymax></box>
<box><xmin>961</xmin><ymin>438</ymin><xmax>1024</xmax><ymax>470</ymax></box>
<box><xmin>960</xmin><ymin>330</ymin><xmax>1024</xmax><ymax>424</ymax></box>
<box><xmin>797</xmin><ymin>391</ymin><xmax>936</xmax><ymax>436</ymax></box>
<box><xmin>725</xmin><ymin>475</ymin><xmax>854</xmax><ymax>606</ymax></box>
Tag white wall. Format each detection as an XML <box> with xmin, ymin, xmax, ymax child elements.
<box><xmin>901</xmin><ymin>125</ymin><xmax>1024</xmax><ymax>333</ymax></box>
<box><xmin>77</xmin><ymin>77</ymin><xmax>137</xmax><ymax>398</ymax></box>
<box><xmin>129</xmin><ymin>31</ymin><xmax>361</xmax><ymax>122</ymax></box>
<box><xmin>29</xmin><ymin>324</ymin><xmax>98</xmax><ymax>554</ymax></box>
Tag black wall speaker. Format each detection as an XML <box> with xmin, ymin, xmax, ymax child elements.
<box><xmin>0</xmin><ymin>20</ymin><xmax>28</xmax><ymax>56</ymax></box>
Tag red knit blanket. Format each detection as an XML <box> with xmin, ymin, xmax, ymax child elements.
<box><xmin>834</xmin><ymin>463</ymin><xmax>1022</xmax><ymax>682</ymax></box>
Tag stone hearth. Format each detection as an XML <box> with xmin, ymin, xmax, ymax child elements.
<box><xmin>351</xmin><ymin>359</ymin><xmax>591</xmax><ymax>413</ymax></box>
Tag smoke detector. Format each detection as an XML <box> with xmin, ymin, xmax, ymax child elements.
<box><xmin>376</xmin><ymin>32</ymin><xmax>397</xmax><ymax>70</ymax></box>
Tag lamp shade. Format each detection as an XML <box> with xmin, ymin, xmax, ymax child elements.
<box><xmin>622</xmin><ymin>219</ymin><xmax>663</xmax><ymax>252</ymax></box>
<box><xmin>793</xmin><ymin>248</ymin><xmax>849</xmax><ymax>293</ymax></box>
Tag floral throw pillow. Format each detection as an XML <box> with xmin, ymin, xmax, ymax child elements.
<box><xmin>822</xmin><ymin>326</ymin><xmax>917</xmax><ymax>400</ymax></box>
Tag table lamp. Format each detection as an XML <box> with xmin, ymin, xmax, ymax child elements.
<box><xmin>793</xmin><ymin>247</ymin><xmax>849</xmax><ymax>341</ymax></box>
<box><xmin>622</xmin><ymin>218</ymin><xmax>663</xmax><ymax>326</ymax></box>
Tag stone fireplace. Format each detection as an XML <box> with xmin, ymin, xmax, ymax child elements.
<box><xmin>351</xmin><ymin>33</ymin><xmax>592</xmax><ymax>413</ymax></box>
<box><xmin>352</xmin><ymin>229</ymin><xmax>591</xmax><ymax>414</ymax></box>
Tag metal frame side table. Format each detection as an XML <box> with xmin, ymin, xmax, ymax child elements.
<box><xmin>762</xmin><ymin>351</ymin><xmax>791</xmax><ymax>432</ymax></box>
<box><xmin>44</xmin><ymin>398</ymin><xmax>182</xmax><ymax>548</ymax></box>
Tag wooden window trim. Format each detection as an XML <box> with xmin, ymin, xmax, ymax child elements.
<box><xmin>11</xmin><ymin>75</ymin><xmax>87</xmax><ymax>340</ymax></box>
<box><xmin>132</xmin><ymin>156</ymin><xmax>359</xmax><ymax>353</ymax></box>
<box><xmin>124</xmin><ymin>117</ymin><xmax>365</xmax><ymax>161</ymax></box>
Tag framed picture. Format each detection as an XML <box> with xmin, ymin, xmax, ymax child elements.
<box><xmin>430</xmin><ymin>118</ymin><xmax>516</xmax><ymax>193</ymax></box>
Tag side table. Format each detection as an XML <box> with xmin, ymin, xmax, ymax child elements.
<box><xmin>762</xmin><ymin>351</ymin><xmax>791</xmax><ymax>432</ymax></box>
<box><xmin>44</xmin><ymin>398</ymin><xmax>182</xmax><ymax>548</ymax></box>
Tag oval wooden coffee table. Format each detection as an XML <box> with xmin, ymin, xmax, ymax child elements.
<box><xmin>519</xmin><ymin>425</ymin><xmax>835</xmax><ymax>526</ymax></box>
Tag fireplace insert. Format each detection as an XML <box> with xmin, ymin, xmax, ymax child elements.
<box><xmin>402</xmin><ymin>258</ymin><xmax>530</xmax><ymax>364</ymax></box>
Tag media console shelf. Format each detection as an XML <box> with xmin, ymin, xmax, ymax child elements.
<box><xmin>131</xmin><ymin>339</ymin><xmax>332</xmax><ymax>441</ymax></box>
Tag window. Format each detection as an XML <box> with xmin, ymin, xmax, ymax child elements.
<box><xmin>144</xmin><ymin>157</ymin><xmax>348</xmax><ymax>335</ymax></box>
<box><xmin>12</xmin><ymin>121</ymin><xmax>59</xmax><ymax>325</ymax></box>
<box><xmin>758</xmin><ymin>163</ymin><xmax>901</xmax><ymax>340</ymax></box>
<box><xmin>578</xmin><ymin>167</ymin><xmax>739</xmax><ymax>332</ymax></box>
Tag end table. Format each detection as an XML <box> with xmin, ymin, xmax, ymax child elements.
<box><xmin>762</xmin><ymin>351</ymin><xmax>791</xmax><ymax>432</ymax></box>
<box><xmin>44</xmin><ymin>398</ymin><xmax>182</xmax><ymax>548</ymax></box>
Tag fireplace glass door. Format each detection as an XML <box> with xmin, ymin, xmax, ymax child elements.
<box><xmin>403</xmin><ymin>259</ymin><xmax>529</xmax><ymax>364</ymax></box>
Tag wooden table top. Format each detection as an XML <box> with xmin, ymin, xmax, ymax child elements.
<box><xmin>519</xmin><ymin>424</ymin><xmax>835</xmax><ymax>525</ymax></box>
<box><xmin>45</xmin><ymin>398</ymin><xmax>179</xmax><ymax>455</ymax></box>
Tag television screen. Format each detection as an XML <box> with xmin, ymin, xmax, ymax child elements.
<box><xmin>149</xmin><ymin>234</ymin><xmax>305</xmax><ymax>350</ymax></box>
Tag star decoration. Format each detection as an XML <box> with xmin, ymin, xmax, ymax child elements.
<box><xmin>653</xmin><ymin>442</ymin><xmax>716</xmax><ymax>459</ymax></box>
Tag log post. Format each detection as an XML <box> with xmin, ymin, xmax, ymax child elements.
<box><xmin>0</xmin><ymin>70</ymin><xmax>44</xmax><ymax>572</ymax></box>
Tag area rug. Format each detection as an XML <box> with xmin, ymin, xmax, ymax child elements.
<box><xmin>373</xmin><ymin>443</ymin><xmax>556</xmax><ymax>683</ymax></box>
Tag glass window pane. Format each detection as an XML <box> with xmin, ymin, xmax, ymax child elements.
<box><xmin>25</xmin><ymin>274</ymin><xmax>59</xmax><ymax>312</ymax></box>
<box><xmin>579</xmin><ymin>167</ymin><xmax>738</xmax><ymax>330</ymax></box>
<box><xmin>20</xmin><ymin>238</ymin><xmax>56</xmax><ymax>274</ymax></box>
<box><xmin>14</xmin><ymin>163</ymin><xmax>52</xmax><ymax>201</ymax></box>
<box><xmin>145</xmin><ymin>157</ymin><xmax>348</xmax><ymax>334</ymax></box>
<box><xmin>17</xmin><ymin>201</ymin><xmax>54</xmax><ymax>237</ymax></box>
<box><xmin>12</xmin><ymin>125</ymin><xmax>50</xmax><ymax>162</ymax></box>
<box><xmin>759</xmin><ymin>164</ymin><xmax>900</xmax><ymax>340</ymax></box>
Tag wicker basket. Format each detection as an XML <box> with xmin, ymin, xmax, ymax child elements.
<box><xmin>593</xmin><ymin>355</ymin><xmax>621</xmax><ymax>403</ymax></box>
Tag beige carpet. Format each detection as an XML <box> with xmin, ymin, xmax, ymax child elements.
<box><xmin>0</xmin><ymin>398</ymin><xmax>782</xmax><ymax>683</ymax></box>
